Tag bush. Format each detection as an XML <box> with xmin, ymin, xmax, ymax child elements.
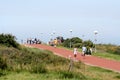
<box><xmin>114</xmin><ymin>47</ymin><xmax>120</xmax><ymax>55</ymax></box>
<box><xmin>73</xmin><ymin>43</ymin><xmax>82</xmax><ymax>48</ymax></box>
<box><xmin>0</xmin><ymin>69</ymin><xmax>7</xmax><ymax>77</ymax></box>
<box><xmin>62</xmin><ymin>38</ymin><xmax>71</xmax><ymax>48</ymax></box>
<box><xmin>0</xmin><ymin>57</ymin><xmax>7</xmax><ymax>70</ymax></box>
<box><xmin>0</xmin><ymin>34</ymin><xmax>20</xmax><ymax>49</ymax></box>
<box><xmin>63</xmin><ymin>37</ymin><xmax>83</xmax><ymax>48</ymax></box>
<box><xmin>97</xmin><ymin>44</ymin><xmax>120</xmax><ymax>55</ymax></box>
<box><xmin>83</xmin><ymin>40</ymin><xmax>94</xmax><ymax>47</ymax></box>
<box><xmin>30</xmin><ymin>64</ymin><xmax>47</xmax><ymax>74</ymax></box>
<box><xmin>71</xmin><ymin>37</ymin><xmax>82</xmax><ymax>43</ymax></box>
<box><xmin>59</xmin><ymin>71</ymin><xmax>86</xmax><ymax>79</ymax></box>
<box><xmin>60</xmin><ymin>71</ymin><xmax>74</xmax><ymax>79</ymax></box>
<box><xmin>62</xmin><ymin>37</ymin><xmax>94</xmax><ymax>48</ymax></box>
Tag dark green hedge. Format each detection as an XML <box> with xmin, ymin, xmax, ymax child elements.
<box><xmin>0</xmin><ymin>34</ymin><xmax>20</xmax><ymax>49</ymax></box>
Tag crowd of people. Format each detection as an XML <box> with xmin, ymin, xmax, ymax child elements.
<box><xmin>48</xmin><ymin>36</ymin><xmax>64</xmax><ymax>47</ymax></box>
<box><xmin>48</xmin><ymin>38</ymin><xmax>93</xmax><ymax>58</ymax></box>
<box><xmin>27</xmin><ymin>38</ymin><xmax>41</xmax><ymax>44</ymax></box>
<box><xmin>82</xmin><ymin>46</ymin><xmax>92</xmax><ymax>56</ymax></box>
<box><xmin>26</xmin><ymin>37</ymin><xmax>92</xmax><ymax>59</ymax></box>
<box><xmin>49</xmin><ymin>38</ymin><xmax>62</xmax><ymax>47</ymax></box>
<box><xmin>73</xmin><ymin>46</ymin><xmax>93</xmax><ymax>59</ymax></box>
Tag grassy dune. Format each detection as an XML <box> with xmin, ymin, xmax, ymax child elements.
<box><xmin>0</xmin><ymin>45</ymin><xmax>120</xmax><ymax>80</ymax></box>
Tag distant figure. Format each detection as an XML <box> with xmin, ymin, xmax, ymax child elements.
<box><xmin>29</xmin><ymin>38</ymin><xmax>32</xmax><ymax>44</ymax></box>
<box><xmin>34</xmin><ymin>38</ymin><xmax>38</xmax><ymax>44</ymax></box>
<box><xmin>32</xmin><ymin>38</ymin><xmax>34</xmax><ymax>44</ymax></box>
<box><xmin>82</xmin><ymin>46</ymin><xmax>87</xmax><ymax>56</ymax></box>
<box><xmin>37</xmin><ymin>39</ymin><xmax>41</xmax><ymax>44</ymax></box>
<box><xmin>54</xmin><ymin>39</ymin><xmax>58</xmax><ymax>48</ymax></box>
<box><xmin>21</xmin><ymin>39</ymin><xmax>23</xmax><ymax>44</ymax></box>
<box><xmin>73</xmin><ymin>48</ymin><xmax>78</xmax><ymax>58</ymax></box>
<box><xmin>89</xmin><ymin>48</ymin><xmax>92</xmax><ymax>55</ymax></box>
<box><xmin>27</xmin><ymin>38</ymin><xmax>29</xmax><ymax>44</ymax></box>
<box><xmin>49</xmin><ymin>39</ymin><xmax>54</xmax><ymax>46</ymax></box>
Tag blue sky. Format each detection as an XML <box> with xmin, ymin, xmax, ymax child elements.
<box><xmin>0</xmin><ymin>0</ymin><xmax>120</xmax><ymax>45</ymax></box>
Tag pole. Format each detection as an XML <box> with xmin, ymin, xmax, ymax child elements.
<box><xmin>68</xmin><ymin>55</ymin><xmax>73</xmax><ymax>71</ymax></box>
<box><xmin>70</xmin><ymin>29</ymin><xmax>72</xmax><ymax>48</ymax></box>
<box><xmin>94</xmin><ymin>31</ymin><xmax>98</xmax><ymax>53</ymax></box>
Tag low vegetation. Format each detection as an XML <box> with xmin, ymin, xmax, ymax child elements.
<box><xmin>90</xmin><ymin>44</ymin><xmax>120</xmax><ymax>61</ymax></box>
<box><xmin>0</xmin><ymin>34</ymin><xmax>20</xmax><ymax>49</ymax></box>
<box><xmin>60</xmin><ymin>36</ymin><xmax>120</xmax><ymax>61</ymax></box>
<box><xmin>0</xmin><ymin>44</ymin><xmax>87</xmax><ymax>80</ymax></box>
<box><xmin>0</xmin><ymin>34</ymin><xmax>120</xmax><ymax>80</ymax></box>
<box><xmin>62</xmin><ymin>37</ymin><xmax>94</xmax><ymax>48</ymax></box>
<box><xmin>0</xmin><ymin>45</ymin><xmax>120</xmax><ymax>80</ymax></box>
<box><xmin>97</xmin><ymin>44</ymin><xmax>120</xmax><ymax>55</ymax></box>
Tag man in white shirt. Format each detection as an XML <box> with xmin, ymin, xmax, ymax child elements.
<box><xmin>82</xmin><ymin>46</ymin><xmax>87</xmax><ymax>56</ymax></box>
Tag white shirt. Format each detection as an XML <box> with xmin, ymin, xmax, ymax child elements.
<box><xmin>73</xmin><ymin>48</ymin><xmax>77</xmax><ymax>54</ymax></box>
<box><xmin>82</xmin><ymin>46</ymin><xmax>86</xmax><ymax>52</ymax></box>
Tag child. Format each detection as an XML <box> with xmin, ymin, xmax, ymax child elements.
<box><xmin>73</xmin><ymin>48</ymin><xmax>78</xmax><ymax>58</ymax></box>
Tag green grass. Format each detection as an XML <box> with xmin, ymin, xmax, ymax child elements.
<box><xmin>0</xmin><ymin>71</ymin><xmax>87</xmax><ymax>80</ymax></box>
<box><xmin>0</xmin><ymin>45</ymin><xmax>87</xmax><ymax>80</ymax></box>
<box><xmin>1</xmin><ymin>66</ymin><xmax>120</xmax><ymax>80</ymax></box>
<box><xmin>84</xmin><ymin>66</ymin><xmax>120</xmax><ymax>80</ymax></box>
<box><xmin>93</xmin><ymin>52</ymin><xmax>120</xmax><ymax>61</ymax></box>
<box><xmin>58</xmin><ymin>45</ymin><xmax>120</xmax><ymax>61</ymax></box>
<box><xmin>1</xmin><ymin>45</ymin><xmax>120</xmax><ymax>80</ymax></box>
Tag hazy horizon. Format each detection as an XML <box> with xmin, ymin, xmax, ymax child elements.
<box><xmin>0</xmin><ymin>0</ymin><xmax>120</xmax><ymax>45</ymax></box>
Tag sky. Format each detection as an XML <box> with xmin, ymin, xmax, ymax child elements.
<box><xmin>0</xmin><ymin>0</ymin><xmax>120</xmax><ymax>45</ymax></box>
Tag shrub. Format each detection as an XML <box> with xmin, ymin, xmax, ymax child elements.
<box><xmin>62</xmin><ymin>38</ymin><xmax>71</xmax><ymax>48</ymax></box>
<box><xmin>97</xmin><ymin>44</ymin><xmax>120</xmax><ymax>55</ymax></box>
<box><xmin>73</xmin><ymin>43</ymin><xmax>82</xmax><ymax>48</ymax></box>
<box><xmin>59</xmin><ymin>71</ymin><xmax>86</xmax><ymax>79</ymax></box>
<box><xmin>114</xmin><ymin>47</ymin><xmax>120</xmax><ymax>55</ymax></box>
<box><xmin>62</xmin><ymin>37</ymin><xmax>94</xmax><ymax>48</ymax></box>
<box><xmin>0</xmin><ymin>34</ymin><xmax>20</xmax><ymax>49</ymax></box>
<box><xmin>30</xmin><ymin>64</ymin><xmax>47</xmax><ymax>73</ymax></box>
<box><xmin>60</xmin><ymin>71</ymin><xmax>74</xmax><ymax>79</ymax></box>
<box><xmin>0</xmin><ymin>69</ymin><xmax>7</xmax><ymax>77</ymax></box>
<box><xmin>63</xmin><ymin>37</ymin><xmax>83</xmax><ymax>48</ymax></box>
<box><xmin>115</xmin><ymin>75</ymin><xmax>120</xmax><ymax>79</ymax></box>
<box><xmin>0</xmin><ymin>57</ymin><xmax>7</xmax><ymax>70</ymax></box>
<box><xmin>83</xmin><ymin>40</ymin><xmax>94</xmax><ymax>47</ymax></box>
<box><xmin>71</xmin><ymin>37</ymin><xmax>82</xmax><ymax>43</ymax></box>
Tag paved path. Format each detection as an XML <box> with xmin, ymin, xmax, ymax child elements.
<box><xmin>26</xmin><ymin>44</ymin><xmax>120</xmax><ymax>72</ymax></box>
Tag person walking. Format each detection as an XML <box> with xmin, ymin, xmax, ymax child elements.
<box><xmin>54</xmin><ymin>39</ymin><xmax>58</xmax><ymax>48</ymax></box>
<box><xmin>73</xmin><ymin>47</ymin><xmax>78</xmax><ymax>58</ymax></box>
<box><xmin>82</xmin><ymin>46</ymin><xmax>87</xmax><ymax>56</ymax></box>
<box><xmin>90</xmin><ymin>48</ymin><xmax>92</xmax><ymax>55</ymax></box>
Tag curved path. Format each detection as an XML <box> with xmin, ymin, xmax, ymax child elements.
<box><xmin>26</xmin><ymin>44</ymin><xmax>120</xmax><ymax>72</ymax></box>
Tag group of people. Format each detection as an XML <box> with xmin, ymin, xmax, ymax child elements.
<box><xmin>27</xmin><ymin>38</ymin><xmax>41</xmax><ymax>44</ymax></box>
<box><xmin>49</xmin><ymin>39</ymin><xmax>59</xmax><ymax>47</ymax></box>
<box><xmin>82</xmin><ymin>46</ymin><xmax>92</xmax><ymax>56</ymax></box>
<box><xmin>73</xmin><ymin>46</ymin><xmax>92</xmax><ymax>58</ymax></box>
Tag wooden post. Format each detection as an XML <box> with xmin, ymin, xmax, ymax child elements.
<box><xmin>68</xmin><ymin>55</ymin><xmax>73</xmax><ymax>71</ymax></box>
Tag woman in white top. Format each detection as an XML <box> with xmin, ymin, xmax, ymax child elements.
<box><xmin>73</xmin><ymin>48</ymin><xmax>77</xmax><ymax>58</ymax></box>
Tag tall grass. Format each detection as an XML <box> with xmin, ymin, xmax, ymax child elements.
<box><xmin>0</xmin><ymin>45</ymin><xmax>87</xmax><ymax>80</ymax></box>
<box><xmin>84</xmin><ymin>65</ymin><xmax>120</xmax><ymax>80</ymax></box>
<box><xmin>0</xmin><ymin>45</ymin><xmax>120</xmax><ymax>80</ymax></box>
<box><xmin>97</xmin><ymin>44</ymin><xmax>120</xmax><ymax>55</ymax></box>
<box><xmin>93</xmin><ymin>52</ymin><xmax>120</xmax><ymax>61</ymax></box>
